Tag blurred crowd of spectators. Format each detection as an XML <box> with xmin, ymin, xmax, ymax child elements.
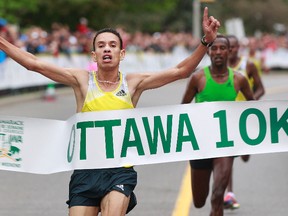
<box><xmin>0</xmin><ymin>17</ymin><xmax>288</xmax><ymax>58</ymax></box>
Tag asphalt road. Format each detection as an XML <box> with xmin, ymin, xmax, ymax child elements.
<box><xmin>0</xmin><ymin>72</ymin><xmax>287</xmax><ymax>216</ymax></box>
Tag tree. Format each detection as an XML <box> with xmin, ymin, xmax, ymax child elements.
<box><xmin>204</xmin><ymin>0</ymin><xmax>288</xmax><ymax>35</ymax></box>
<box><xmin>1</xmin><ymin>0</ymin><xmax>288</xmax><ymax>35</ymax></box>
<box><xmin>163</xmin><ymin>0</ymin><xmax>193</xmax><ymax>32</ymax></box>
<box><xmin>0</xmin><ymin>0</ymin><xmax>39</xmax><ymax>24</ymax></box>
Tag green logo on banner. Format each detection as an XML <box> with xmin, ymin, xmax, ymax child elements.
<box><xmin>0</xmin><ymin>120</ymin><xmax>23</xmax><ymax>168</ymax></box>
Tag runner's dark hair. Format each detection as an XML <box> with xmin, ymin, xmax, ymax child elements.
<box><xmin>92</xmin><ymin>28</ymin><xmax>123</xmax><ymax>51</ymax></box>
<box><xmin>214</xmin><ymin>34</ymin><xmax>230</xmax><ymax>48</ymax></box>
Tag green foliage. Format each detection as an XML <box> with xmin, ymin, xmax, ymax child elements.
<box><xmin>0</xmin><ymin>0</ymin><xmax>39</xmax><ymax>23</ymax></box>
<box><xmin>109</xmin><ymin>0</ymin><xmax>177</xmax><ymax>33</ymax></box>
<box><xmin>163</xmin><ymin>0</ymin><xmax>192</xmax><ymax>32</ymax></box>
<box><xmin>203</xmin><ymin>0</ymin><xmax>288</xmax><ymax>34</ymax></box>
<box><xmin>1</xmin><ymin>0</ymin><xmax>288</xmax><ymax>35</ymax></box>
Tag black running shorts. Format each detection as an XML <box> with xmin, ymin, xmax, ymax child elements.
<box><xmin>189</xmin><ymin>158</ymin><xmax>213</xmax><ymax>169</ymax></box>
<box><xmin>66</xmin><ymin>167</ymin><xmax>137</xmax><ymax>213</ymax></box>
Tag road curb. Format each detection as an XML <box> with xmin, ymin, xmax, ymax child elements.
<box><xmin>0</xmin><ymin>87</ymin><xmax>73</xmax><ymax>107</ymax></box>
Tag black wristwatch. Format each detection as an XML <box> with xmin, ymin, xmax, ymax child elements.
<box><xmin>201</xmin><ymin>35</ymin><xmax>213</xmax><ymax>47</ymax></box>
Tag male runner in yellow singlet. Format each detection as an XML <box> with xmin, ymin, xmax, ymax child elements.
<box><xmin>247</xmin><ymin>37</ymin><xmax>270</xmax><ymax>75</ymax></box>
<box><xmin>0</xmin><ymin>7</ymin><xmax>220</xmax><ymax>216</ymax></box>
<box><xmin>224</xmin><ymin>35</ymin><xmax>265</xmax><ymax>209</ymax></box>
<box><xmin>181</xmin><ymin>35</ymin><xmax>254</xmax><ymax>216</ymax></box>
<box><xmin>228</xmin><ymin>35</ymin><xmax>265</xmax><ymax>101</ymax></box>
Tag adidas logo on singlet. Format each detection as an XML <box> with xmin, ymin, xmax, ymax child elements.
<box><xmin>116</xmin><ymin>90</ymin><xmax>127</xmax><ymax>96</ymax></box>
<box><xmin>226</xmin><ymin>81</ymin><xmax>232</xmax><ymax>87</ymax></box>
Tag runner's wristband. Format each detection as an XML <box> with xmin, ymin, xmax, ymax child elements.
<box><xmin>201</xmin><ymin>35</ymin><xmax>213</xmax><ymax>47</ymax></box>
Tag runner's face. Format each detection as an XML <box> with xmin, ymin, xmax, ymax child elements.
<box><xmin>208</xmin><ymin>38</ymin><xmax>229</xmax><ymax>67</ymax></box>
<box><xmin>228</xmin><ymin>38</ymin><xmax>239</xmax><ymax>60</ymax></box>
<box><xmin>92</xmin><ymin>32</ymin><xmax>125</xmax><ymax>69</ymax></box>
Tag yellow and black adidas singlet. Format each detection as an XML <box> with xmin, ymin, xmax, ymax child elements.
<box><xmin>249</xmin><ymin>56</ymin><xmax>263</xmax><ymax>77</ymax></box>
<box><xmin>231</xmin><ymin>56</ymin><xmax>253</xmax><ymax>101</ymax></box>
<box><xmin>81</xmin><ymin>71</ymin><xmax>134</xmax><ymax>112</ymax></box>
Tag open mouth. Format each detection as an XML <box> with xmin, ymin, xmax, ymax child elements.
<box><xmin>103</xmin><ymin>55</ymin><xmax>112</xmax><ymax>61</ymax></box>
<box><xmin>214</xmin><ymin>56</ymin><xmax>223</xmax><ymax>61</ymax></box>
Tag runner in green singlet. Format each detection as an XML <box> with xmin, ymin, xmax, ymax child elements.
<box><xmin>181</xmin><ymin>35</ymin><xmax>254</xmax><ymax>216</ymax></box>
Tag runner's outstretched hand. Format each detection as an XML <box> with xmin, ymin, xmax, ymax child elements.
<box><xmin>202</xmin><ymin>7</ymin><xmax>220</xmax><ymax>43</ymax></box>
